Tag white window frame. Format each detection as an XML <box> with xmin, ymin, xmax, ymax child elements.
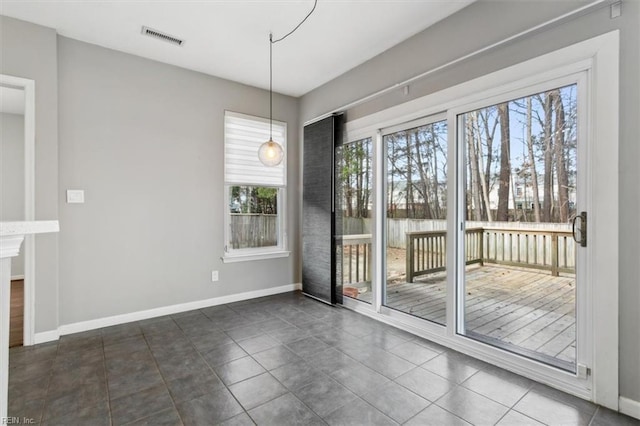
<box><xmin>343</xmin><ymin>31</ymin><xmax>619</xmax><ymax>408</ymax></box>
<box><xmin>222</xmin><ymin>111</ymin><xmax>289</xmax><ymax>263</ymax></box>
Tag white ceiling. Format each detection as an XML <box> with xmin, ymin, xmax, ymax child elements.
<box><xmin>0</xmin><ymin>87</ymin><xmax>25</xmax><ymax>115</ymax></box>
<box><xmin>1</xmin><ymin>0</ymin><xmax>474</xmax><ymax>97</ymax></box>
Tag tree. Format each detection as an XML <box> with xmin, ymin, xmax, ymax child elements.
<box><xmin>552</xmin><ymin>89</ymin><xmax>570</xmax><ymax>222</ymax></box>
<box><xmin>405</xmin><ymin>131</ymin><xmax>414</xmax><ymax>218</ymax></box>
<box><xmin>539</xmin><ymin>92</ymin><xmax>554</xmax><ymax>222</ymax></box>
<box><xmin>431</xmin><ymin>125</ymin><xmax>442</xmax><ymax>218</ymax></box>
<box><xmin>526</xmin><ymin>96</ymin><xmax>542</xmax><ymax>222</ymax></box>
<box><xmin>479</xmin><ymin>108</ymin><xmax>498</xmax><ymax>220</ymax></box>
<box><xmin>255</xmin><ymin>187</ymin><xmax>277</xmax><ymax>214</ymax></box>
<box><xmin>466</xmin><ymin>111</ymin><xmax>484</xmax><ymax>221</ymax></box>
<box><xmin>338</xmin><ymin>139</ymin><xmax>372</xmax><ymax>220</ymax></box>
<box><xmin>496</xmin><ymin>102</ymin><xmax>511</xmax><ymax>221</ymax></box>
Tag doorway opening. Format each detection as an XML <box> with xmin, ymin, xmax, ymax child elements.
<box><xmin>9</xmin><ymin>280</ymin><xmax>23</xmax><ymax>347</ymax></box>
<box><xmin>1</xmin><ymin>75</ymin><xmax>36</xmax><ymax>347</ymax></box>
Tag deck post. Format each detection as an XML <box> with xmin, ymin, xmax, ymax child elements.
<box><xmin>479</xmin><ymin>229</ymin><xmax>484</xmax><ymax>266</ymax></box>
<box><xmin>367</xmin><ymin>242</ymin><xmax>373</xmax><ymax>282</ymax></box>
<box><xmin>551</xmin><ymin>233</ymin><xmax>559</xmax><ymax>277</ymax></box>
<box><xmin>406</xmin><ymin>233</ymin><xmax>414</xmax><ymax>283</ymax></box>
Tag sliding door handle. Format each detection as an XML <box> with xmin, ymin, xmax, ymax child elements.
<box><xmin>572</xmin><ymin>211</ymin><xmax>587</xmax><ymax>247</ymax></box>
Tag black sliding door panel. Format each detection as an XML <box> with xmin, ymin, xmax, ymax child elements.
<box><xmin>302</xmin><ymin>115</ymin><xmax>343</xmax><ymax>304</ymax></box>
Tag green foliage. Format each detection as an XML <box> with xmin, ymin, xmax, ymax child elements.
<box><xmin>229</xmin><ymin>186</ymin><xmax>278</xmax><ymax>215</ymax></box>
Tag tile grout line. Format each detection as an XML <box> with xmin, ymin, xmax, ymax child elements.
<box><xmin>122</xmin><ymin>322</ymin><xmax>186</xmax><ymax>426</ymax></box>
<box><xmin>587</xmin><ymin>405</ymin><xmax>600</xmax><ymax>426</ymax></box>
<box><xmin>38</xmin><ymin>341</ymin><xmax>59</xmax><ymax>425</ymax></box>
<box><xmin>100</xmin><ymin>337</ymin><xmax>114</xmax><ymax>426</ymax></box>
<box><xmin>501</xmin><ymin>378</ymin><xmax>538</xmax><ymax>424</ymax></box>
<box><xmin>191</xmin><ymin>307</ymin><xmax>257</xmax><ymax>425</ymax></box>
<box><xmin>431</xmin><ymin>386</ymin><xmax>491</xmax><ymax>426</ymax></box>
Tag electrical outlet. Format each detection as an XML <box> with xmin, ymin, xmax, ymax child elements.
<box><xmin>211</xmin><ymin>271</ymin><xmax>219</xmax><ymax>282</ymax></box>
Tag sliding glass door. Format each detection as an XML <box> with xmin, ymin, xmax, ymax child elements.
<box><xmin>340</xmin><ymin>35</ymin><xmax>621</xmax><ymax>401</ymax></box>
<box><xmin>335</xmin><ymin>137</ymin><xmax>373</xmax><ymax>303</ymax></box>
<box><xmin>383</xmin><ymin>116</ymin><xmax>448</xmax><ymax>324</ymax></box>
<box><xmin>456</xmin><ymin>83</ymin><xmax>581</xmax><ymax>372</ymax></box>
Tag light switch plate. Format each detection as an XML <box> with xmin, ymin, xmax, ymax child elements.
<box><xmin>66</xmin><ymin>190</ymin><xmax>85</xmax><ymax>204</ymax></box>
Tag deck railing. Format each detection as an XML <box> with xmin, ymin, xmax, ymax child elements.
<box><xmin>405</xmin><ymin>228</ymin><xmax>483</xmax><ymax>282</ymax></box>
<box><xmin>406</xmin><ymin>227</ymin><xmax>574</xmax><ymax>282</ymax></box>
<box><xmin>340</xmin><ymin>227</ymin><xmax>575</xmax><ymax>285</ymax></box>
<box><xmin>481</xmin><ymin>227</ymin><xmax>574</xmax><ymax>276</ymax></box>
<box><xmin>338</xmin><ymin>234</ymin><xmax>372</xmax><ymax>284</ymax></box>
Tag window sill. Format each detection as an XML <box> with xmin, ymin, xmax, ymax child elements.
<box><xmin>222</xmin><ymin>250</ymin><xmax>291</xmax><ymax>263</ymax></box>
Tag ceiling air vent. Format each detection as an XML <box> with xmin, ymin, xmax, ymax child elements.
<box><xmin>141</xmin><ymin>26</ymin><xmax>184</xmax><ymax>46</ymax></box>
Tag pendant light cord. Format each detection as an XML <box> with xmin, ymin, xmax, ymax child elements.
<box><xmin>268</xmin><ymin>0</ymin><xmax>318</xmax><ymax>140</ymax></box>
<box><xmin>271</xmin><ymin>0</ymin><xmax>318</xmax><ymax>44</ymax></box>
<box><xmin>269</xmin><ymin>32</ymin><xmax>273</xmax><ymax>140</ymax></box>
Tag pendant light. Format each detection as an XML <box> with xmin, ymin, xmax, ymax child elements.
<box><xmin>258</xmin><ymin>0</ymin><xmax>317</xmax><ymax>167</ymax></box>
<box><xmin>258</xmin><ymin>33</ymin><xmax>284</xmax><ymax>167</ymax></box>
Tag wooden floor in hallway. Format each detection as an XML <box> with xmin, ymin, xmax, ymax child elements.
<box><xmin>10</xmin><ymin>279</ymin><xmax>24</xmax><ymax>348</ymax></box>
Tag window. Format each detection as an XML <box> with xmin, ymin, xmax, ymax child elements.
<box><xmin>223</xmin><ymin>111</ymin><xmax>288</xmax><ymax>262</ymax></box>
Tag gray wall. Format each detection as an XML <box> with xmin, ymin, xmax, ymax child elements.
<box><xmin>57</xmin><ymin>37</ymin><xmax>300</xmax><ymax>324</ymax></box>
<box><xmin>0</xmin><ymin>16</ymin><xmax>59</xmax><ymax>334</ymax></box>
<box><xmin>1</xmin><ymin>16</ymin><xmax>300</xmax><ymax>335</ymax></box>
<box><xmin>300</xmin><ymin>1</ymin><xmax>640</xmax><ymax>402</ymax></box>
<box><xmin>0</xmin><ymin>113</ymin><xmax>25</xmax><ymax>276</ymax></box>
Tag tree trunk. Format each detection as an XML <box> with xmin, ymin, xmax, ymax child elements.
<box><xmin>466</xmin><ymin>113</ymin><xmax>484</xmax><ymax>221</ymax></box>
<box><xmin>413</xmin><ymin>129</ymin><xmax>433</xmax><ymax>219</ymax></box>
<box><xmin>496</xmin><ymin>102</ymin><xmax>511</xmax><ymax>221</ymax></box>
<box><xmin>510</xmin><ymin>172</ymin><xmax>519</xmax><ymax>220</ymax></box>
<box><xmin>363</xmin><ymin>140</ymin><xmax>370</xmax><ymax>218</ymax></box>
<box><xmin>345</xmin><ymin>147</ymin><xmax>353</xmax><ymax>217</ymax></box>
<box><xmin>552</xmin><ymin>90</ymin><xmax>570</xmax><ymax>223</ymax></box>
<box><xmin>478</xmin><ymin>110</ymin><xmax>497</xmax><ymax>221</ymax></box>
<box><xmin>356</xmin><ymin>147</ymin><xmax>363</xmax><ymax>217</ymax></box>
<box><xmin>527</xmin><ymin>97</ymin><xmax>542</xmax><ymax>222</ymax></box>
<box><xmin>542</xmin><ymin>93</ymin><xmax>554</xmax><ymax>222</ymax></box>
<box><xmin>406</xmin><ymin>132</ymin><xmax>413</xmax><ymax>218</ymax></box>
<box><xmin>432</xmin><ymin>127</ymin><xmax>441</xmax><ymax>218</ymax></box>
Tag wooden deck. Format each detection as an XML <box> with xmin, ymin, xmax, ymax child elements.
<box><xmin>357</xmin><ymin>264</ymin><xmax>576</xmax><ymax>368</ymax></box>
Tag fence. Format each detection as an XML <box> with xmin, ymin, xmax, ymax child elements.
<box><xmin>342</xmin><ymin>218</ymin><xmax>572</xmax><ymax>248</ymax></box>
<box><xmin>342</xmin><ymin>217</ymin><xmax>373</xmax><ymax>235</ymax></box>
<box><xmin>406</xmin><ymin>227</ymin><xmax>574</xmax><ymax>282</ymax></box>
<box><xmin>230</xmin><ymin>214</ymin><xmax>277</xmax><ymax>249</ymax></box>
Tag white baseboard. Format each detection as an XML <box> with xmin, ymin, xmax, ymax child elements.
<box><xmin>34</xmin><ymin>329</ymin><xmax>59</xmax><ymax>344</ymax></box>
<box><xmin>11</xmin><ymin>275</ymin><xmax>25</xmax><ymax>281</ymax></box>
<box><xmin>33</xmin><ymin>283</ymin><xmax>301</xmax><ymax>344</ymax></box>
<box><xmin>619</xmin><ymin>396</ymin><xmax>640</xmax><ymax>420</ymax></box>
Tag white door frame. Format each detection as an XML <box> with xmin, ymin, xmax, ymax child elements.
<box><xmin>344</xmin><ymin>30</ymin><xmax>619</xmax><ymax>409</ymax></box>
<box><xmin>0</xmin><ymin>74</ymin><xmax>36</xmax><ymax>346</ymax></box>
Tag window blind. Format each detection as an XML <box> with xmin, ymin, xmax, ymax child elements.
<box><xmin>224</xmin><ymin>111</ymin><xmax>286</xmax><ymax>187</ymax></box>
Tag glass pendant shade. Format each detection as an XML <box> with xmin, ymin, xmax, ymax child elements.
<box><xmin>258</xmin><ymin>138</ymin><xmax>284</xmax><ymax>166</ymax></box>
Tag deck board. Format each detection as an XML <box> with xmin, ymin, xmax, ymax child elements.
<box><xmin>355</xmin><ymin>264</ymin><xmax>576</xmax><ymax>367</ymax></box>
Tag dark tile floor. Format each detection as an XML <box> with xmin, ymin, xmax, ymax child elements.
<box><xmin>7</xmin><ymin>291</ymin><xmax>639</xmax><ymax>426</ymax></box>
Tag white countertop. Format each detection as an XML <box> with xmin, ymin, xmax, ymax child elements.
<box><xmin>0</xmin><ymin>221</ymin><xmax>59</xmax><ymax>237</ymax></box>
